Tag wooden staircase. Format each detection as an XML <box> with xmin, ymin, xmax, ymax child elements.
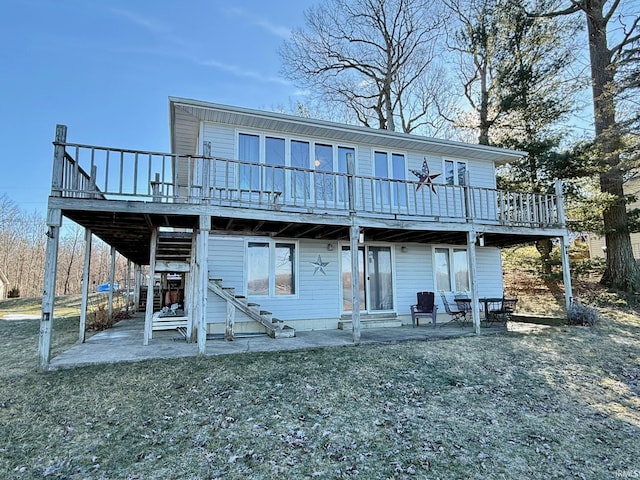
<box><xmin>208</xmin><ymin>279</ymin><xmax>295</xmax><ymax>339</ymax></box>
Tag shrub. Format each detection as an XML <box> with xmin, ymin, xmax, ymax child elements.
<box><xmin>567</xmin><ymin>301</ymin><xmax>600</xmax><ymax>326</ymax></box>
<box><xmin>86</xmin><ymin>304</ymin><xmax>117</xmax><ymax>331</ymax></box>
<box><xmin>7</xmin><ymin>287</ymin><xmax>20</xmax><ymax>298</ymax></box>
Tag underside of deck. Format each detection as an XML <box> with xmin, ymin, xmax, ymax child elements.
<box><xmin>55</xmin><ymin>197</ymin><xmax>563</xmax><ymax>267</ymax></box>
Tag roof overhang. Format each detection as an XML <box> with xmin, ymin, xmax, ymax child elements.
<box><xmin>169</xmin><ymin>96</ymin><xmax>525</xmax><ymax>164</ymax></box>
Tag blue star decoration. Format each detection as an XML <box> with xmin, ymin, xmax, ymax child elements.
<box><xmin>311</xmin><ymin>254</ymin><xmax>329</xmax><ymax>275</ymax></box>
<box><xmin>410</xmin><ymin>158</ymin><xmax>440</xmax><ymax>193</ymax></box>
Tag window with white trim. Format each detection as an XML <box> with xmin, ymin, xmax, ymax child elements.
<box><xmin>237</xmin><ymin>132</ymin><xmax>355</xmax><ymax>202</ymax></box>
<box><xmin>434</xmin><ymin>247</ymin><xmax>469</xmax><ymax>292</ymax></box>
<box><xmin>247</xmin><ymin>241</ymin><xmax>296</xmax><ymax>296</ymax></box>
<box><xmin>374</xmin><ymin>151</ymin><xmax>407</xmax><ymax>206</ymax></box>
<box><xmin>444</xmin><ymin>159</ymin><xmax>467</xmax><ymax>186</ymax></box>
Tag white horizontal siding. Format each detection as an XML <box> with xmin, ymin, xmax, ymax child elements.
<box><xmin>202</xmin><ymin>123</ymin><xmax>234</xmax><ymax>159</ymax></box>
<box><xmin>394</xmin><ymin>244</ymin><xmax>434</xmax><ymax>316</ymax></box>
<box><xmin>475</xmin><ymin>247</ymin><xmax>504</xmax><ymax>297</ymax></box>
<box><xmin>204</xmin><ymin>236</ymin><xmax>505</xmax><ymax>330</ymax></box>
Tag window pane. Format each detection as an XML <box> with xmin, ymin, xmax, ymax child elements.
<box><xmin>275</xmin><ymin>243</ymin><xmax>295</xmax><ymax>295</ymax></box>
<box><xmin>457</xmin><ymin>162</ymin><xmax>467</xmax><ymax>186</ymax></box>
<box><xmin>392</xmin><ymin>153</ymin><xmax>406</xmax><ymax>207</ymax></box>
<box><xmin>315</xmin><ymin>144</ymin><xmax>333</xmax><ymax>201</ymax></box>
<box><xmin>247</xmin><ymin>242</ymin><xmax>269</xmax><ymax>295</ymax></box>
<box><xmin>375</xmin><ymin>151</ymin><xmax>390</xmax><ymax>206</ymax></box>
<box><xmin>239</xmin><ymin>134</ymin><xmax>260</xmax><ymax>190</ymax></box>
<box><xmin>265</xmin><ymin>137</ymin><xmax>285</xmax><ymax>192</ymax></box>
<box><xmin>341</xmin><ymin>247</ymin><xmax>365</xmax><ymax>312</ymax></box>
<box><xmin>453</xmin><ymin>248</ymin><xmax>469</xmax><ymax>291</ymax></box>
<box><xmin>445</xmin><ymin>160</ymin><xmax>454</xmax><ymax>185</ymax></box>
<box><xmin>291</xmin><ymin>140</ymin><xmax>310</xmax><ymax>199</ymax></box>
<box><xmin>337</xmin><ymin>147</ymin><xmax>353</xmax><ymax>202</ymax></box>
<box><xmin>435</xmin><ymin>248</ymin><xmax>451</xmax><ymax>292</ymax></box>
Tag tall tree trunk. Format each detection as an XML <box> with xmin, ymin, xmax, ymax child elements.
<box><xmin>586</xmin><ymin>3</ymin><xmax>640</xmax><ymax>291</ymax></box>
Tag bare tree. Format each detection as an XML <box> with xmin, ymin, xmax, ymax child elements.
<box><xmin>535</xmin><ymin>0</ymin><xmax>640</xmax><ymax>291</ymax></box>
<box><xmin>280</xmin><ymin>0</ymin><xmax>447</xmax><ymax>133</ymax></box>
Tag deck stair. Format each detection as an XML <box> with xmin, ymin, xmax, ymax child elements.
<box><xmin>208</xmin><ymin>279</ymin><xmax>295</xmax><ymax>339</ymax></box>
<box><xmin>338</xmin><ymin>313</ymin><xmax>402</xmax><ymax>330</ymax></box>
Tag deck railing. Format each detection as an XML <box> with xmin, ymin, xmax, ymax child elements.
<box><xmin>52</xmin><ymin>142</ymin><xmax>561</xmax><ymax>228</ymax></box>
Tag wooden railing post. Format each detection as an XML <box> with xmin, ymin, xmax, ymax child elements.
<box><xmin>347</xmin><ymin>152</ymin><xmax>356</xmax><ymax>213</ymax></box>
<box><xmin>51</xmin><ymin>125</ymin><xmax>67</xmax><ymax>197</ymax></box>
<box><xmin>554</xmin><ymin>180</ymin><xmax>565</xmax><ymax>226</ymax></box>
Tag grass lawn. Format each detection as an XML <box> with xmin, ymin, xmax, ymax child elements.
<box><xmin>1</xmin><ymin>292</ymin><xmax>639</xmax><ymax>479</ymax></box>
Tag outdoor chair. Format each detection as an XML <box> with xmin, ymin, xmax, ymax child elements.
<box><xmin>410</xmin><ymin>291</ymin><xmax>438</xmax><ymax>327</ymax></box>
<box><xmin>439</xmin><ymin>292</ymin><xmax>470</xmax><ymax>327</ymax></box>
<box><xmin>488</xmin><ymin>298</ymin><xmax>518</xmax><ymax>325</ymax></box>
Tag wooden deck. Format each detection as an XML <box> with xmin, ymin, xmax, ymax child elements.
<box><xmin>47</xmin><ymin>138</ymin><xmax>567</xmax><ymax>265</ymax></box>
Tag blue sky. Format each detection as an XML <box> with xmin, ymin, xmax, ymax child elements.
<box><xmin>0</xmin><ymin>0</ymin><xmax>316</xmax><ymax>214</ymax></box>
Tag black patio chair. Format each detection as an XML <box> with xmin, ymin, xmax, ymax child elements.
<box><xmin>488</xmin><ymin>298</ymin><xmax>518</xmax><ymax>325</ymax></box>
<box><xmin>439</xmin><ymin>292</ymin><xmax>469</xmax><ymax>327</ymax></box>
<box><xmin>410</xmin><ymin>291</ymin><xmax>438</xmax><ymax>327</ymax></box>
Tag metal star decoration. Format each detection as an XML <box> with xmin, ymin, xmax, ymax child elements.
<box><xmin>410</xmin><ymin>158</ymin><xmax>440</xmax><ymax>193</ymax></box>
<box><xmin>311</xmin><ymin>254</ymin><xmax>329</xmax><ymax>275</ymax></box>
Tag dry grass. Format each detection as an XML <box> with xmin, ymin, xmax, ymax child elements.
<box><xmin>1</xmin><ymin>284</ymin><xmax>639</xmax><ymax>479</ymax></box>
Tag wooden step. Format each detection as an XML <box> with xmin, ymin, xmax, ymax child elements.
<box><xmin>338</xmin><ymin>318</ymin><xmax>403</xmax><ymax>330</ymax></box>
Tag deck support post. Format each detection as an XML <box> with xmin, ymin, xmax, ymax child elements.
<box><xmin>560</xmin><ymin>235</ymin><xmax>573</xmax><ymax>312</ymax></box>
<box><xmin>38</xmin><ymin>208</ymin><xmax>62</xmax><ymax>371</ymax></box>
<box><xmin>467</xmin><ymin>230</ymin><xmax>481</xmax><ymax>334</ymax></box>
<box><xmin>144</xmin><ymin>227</ymin><xmax>158</xmax><ymax>345</ymax></box>
<box><xmin>134</xmin><ymin>264</ymin><xmax>141</xmax><ymax>312</ymax></box>
<box><xmin>186</xmin><ymin>231</ymin><xmax>197</xmax><ymax>343</ymax></box>
<box><xmin>555</xmin><ymin>181</ymin><xmax>573</xmax><ymax>312</ymax></box>
<box><xmin>125</xmin><ymin>259</ymin><xmax>132</xmax><ymax>312</ymax></box>
<box><xmin>78</xmin><ymin>228</ymin><xmax>92</xmax><ymax>343</ymax></box>
<box><xmin>349</xmin><ymin>224</ymin><xmax>361</xmax><ymax>345</ymax></box>
<box><xmin>196</xmin><ymin>216</ymin><xmax>210</xmax><ymax>354</ymax></box>
<box><xmin>108</xmin><ymin>246</ymin><xmax>116</xmax><ymax>318</ymax></box>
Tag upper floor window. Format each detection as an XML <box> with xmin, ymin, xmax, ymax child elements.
<box><xmin>445</xmin><ymin>159</ymin><xmax>467</xmax><ymax>186</ymax></box>
<box><xmin>375</xmin><ymin>151</ymin><xmax>406</xmax><ymax>207</ymax></box>
<box><xmin>237</xmin><ymin>132</ymin><xmax>354</xmax><ymax>203</ymax></box>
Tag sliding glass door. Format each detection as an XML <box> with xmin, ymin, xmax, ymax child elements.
<box><xmin>342</xmin><ymin>246</ymin><xmax>394</xmax><ymax>313</ymax></box>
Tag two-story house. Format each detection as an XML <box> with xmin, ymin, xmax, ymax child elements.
<box><xmin>37</xmin><ymin>97</ymin><xmax>573</xmax><ymax>369</ymax></box>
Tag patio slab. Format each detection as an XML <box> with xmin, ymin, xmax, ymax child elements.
<box><xmin>47</xmin><ymin>313</ymin><xmax>522</xmax><ymax>370</ymax></box>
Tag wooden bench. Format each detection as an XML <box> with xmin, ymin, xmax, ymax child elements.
<box><xmin>151</xmin><ymin>312</ymin><xmax>188</xmax><ymax>338</ymax></box>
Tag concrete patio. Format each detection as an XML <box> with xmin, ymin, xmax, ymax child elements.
<box><xmin>47</xmin><ymin>313</ymin><xmax>525</xmax><ymax>370</ymax></box>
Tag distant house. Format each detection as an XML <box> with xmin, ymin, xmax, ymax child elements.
<box><xmin>0</xmin><ymin>270</ymin><xmax>8</xmax><ymax>299</ymax></box>
<box><xmin>37</xmin><ymin>97</ymin><xmax>574</xmax><ymax>369</ymax></box>
<box><xmin>587</xmin><ymin>177</ymin><xmax>640</xmax><ymax>260</ymax></box>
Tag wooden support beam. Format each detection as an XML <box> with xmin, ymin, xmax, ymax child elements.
<box><xmin>225</xmin><ymin>301</ymin><xmax>235</xmax><ymax>341</ymax></box>
<box><xmin>197</xmin><ymin>216</ymin><xmax>210</xmax><ymax>354</ymax></box>
<box><xmin>560</xmin><ymin>235</ymin><xmax>573</xmax><ymax>312</ymax></box>
<box><xmin>186</xmin><ymin>231</ymin><xmax>197</xmax><ymax>343</ymax></box>
<box><xmin>38</xmin><ymin>208</ymin><xmax>62</xmax><ymax>371</ymax></box>
<box><xmin>467</xmin><ymin>230</ymin><xmax>481</xmax><ymax>335</ymax></box>
<box><xmin>144</xmin><ymin>227</ymin><xmax>158</xmax><ymax>345</ymax></box>
<box><xmin>555</xmin><ymin>181</ymin><xmax>573</xmax><ymax>313</ymax></box>
<box><xmin>79</xmin><ymin>228</ymin><xmax>92</xmax><ymax>343</ymax></box>
<box><xmin>350</xmin><ymin>224</ymin><xmax>361</xmax><ymax>344</ymax></box>
<box><xmin>125</xmin><ymin>259</ymin><xmax>132</xmax><ymax>311</ymax></box>
<box><xmin>134</xmin><ymin>264</ymin><xmax>141</xmax><ymax>311</ymax></box>
<box><xmin>108</xmin><ymin>246</ymin><xmax>116</xmax><ymax>318</ymax></box>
